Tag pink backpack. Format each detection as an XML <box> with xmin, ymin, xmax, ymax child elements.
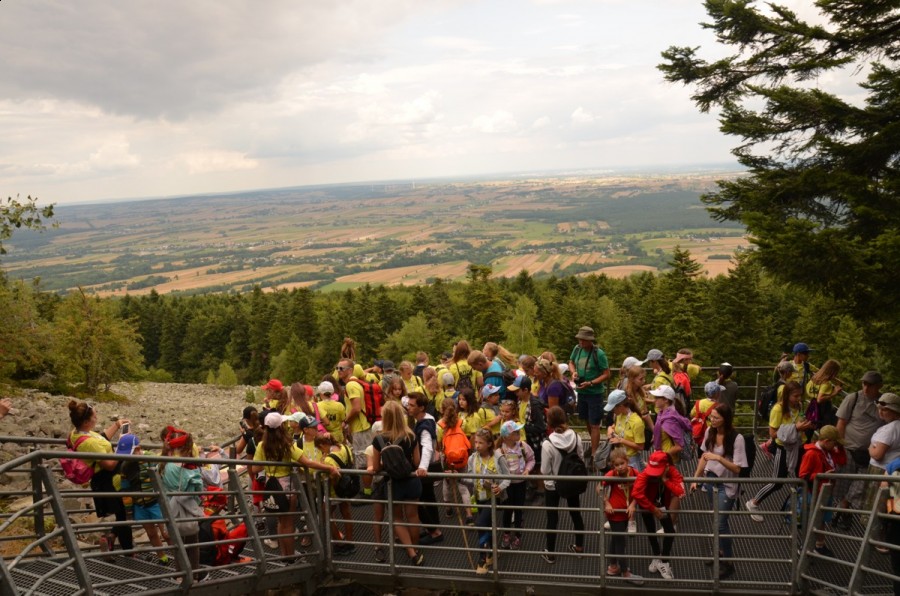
<box><xmin>60</xmin><ymin>435</ymin><xmax>95</xmax><ymax>485</ymax></box>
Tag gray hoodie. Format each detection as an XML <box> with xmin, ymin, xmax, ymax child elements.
<box><xmin>540</xmin><ymin>428</ymin><xmax>584</xmax><ymax>491</ymax></box>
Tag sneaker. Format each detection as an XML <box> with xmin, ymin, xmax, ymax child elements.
<box><xmin>264</xmin><ymin>539</ymin><xmax>278</xmax><ymax>549</ymax></box>
<box><xmin>656</xmin><ymin>527</ymin><xmax>665</xmax><ymax>534</ymax></box>
<box><xmin>500</xmin><ymin>532</ymin><xmax>511</xmax><ymax>550</ymax></box>
<box><xmin>409</xmin><ymin>551</ymin><xmax>425</xmax><ymax>566</ymax></box>
<box><xmin>603</xmin><ymin>521</ymin><xmax>611</xmax><ymax>531</ymax></box>
<box><xmin>541</xmin><ymin>549</ymin><xmax>556</xmax><ymax>564</ymax></box>
<box><xmin>627</xmin><ymin>519</ymin><xmax>637</xmax><ymax>534</ymax></box>
<box><xmin>746</xmin><ymin>499</ymin><xmax>764</xmax><ymax>523</ymax></box>
<box><xmin>623</xmin><ymin>571</ymin><xmax>644</xmax><ymax>586</ymax></box>
<box><xmin>419</xmin><ymin>533</ymin><xmax>444</xmax><ymax>546</ymax></box>
<box><xmin>374</xmin><ymin>546</ymin><xmax>386</xmax><ymax>563</ymax></box>
<box><xmin>158</xmin><ymin>554</ymin><xmax>171</xmax><ymax>565</ymax></box>
<box><xmin>510</xmin><ymin>535</ymin><xmax>522</xmax><ymax>550</ymax></box>
<box><xmin>875</xmin><ymin>545</ymin><xmax>890</xmax><ymax>554</ymax></box>
<box><xmin>648</xmin><ymin>558</ymin><xmax>661</xmax><ymax>573</ymax></box>
<box><xmin>465</xmin><ymin>516</ymin><xmax>475</xmax><ymax>526</ymax></box>
<box><xmin>759</xmin><ymin>440</ymin><xmax>774</xmax><ymax>461</ymax></box>
<box><xmin>568</xmin><ymin>544</ymin><xmax>584</xmax><ymax>557</ymax></box>
<box><xmin>475</xmin><ymin>555</ymin><xmax>493</xmax><ymax>574</ymax></box>
<box><xmin>657</xmin><ymin>560</ymin><xmax>674</xmax><ymax>580</ymax></box>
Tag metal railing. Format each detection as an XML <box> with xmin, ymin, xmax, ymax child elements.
<box><xmin>2</xmin><ymin>435</ymin><xmax>899</xmax><ymax>595</ymax></box>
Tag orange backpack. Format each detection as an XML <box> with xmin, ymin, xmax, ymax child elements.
<box><xmin>439</xmin><ymin>419</ymin><xmax>471</xmax><ymax>471</ymax></box>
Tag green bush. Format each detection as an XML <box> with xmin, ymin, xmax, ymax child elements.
<box><xmin>216</xmin><ymin>362</ymin><xmax>238</xmax><ymax>387</ymax></box>
<box><xmin>144</xmin><ymin>367</ymin><xmax>175</xmax><ymax>383</ymax></box>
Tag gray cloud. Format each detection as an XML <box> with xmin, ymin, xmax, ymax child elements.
<box><xmin>1</xmin><ymin>1</ymin><xmax>434</xmax><ymax>120</ymax></box>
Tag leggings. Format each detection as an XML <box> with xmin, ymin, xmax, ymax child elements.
<box><xmin>608</xmin><ymin>519</ymin><xmax>629</xmax><ymax>569</ymax></box>
<box><xmin>640</xmin><ymin>511</ymin><xmax>675</xmax><ymax>560</ymax></box>
<box><xmin>544</xmin><ymin>490</ymin><xmax>584</xmax><ymax>553</ymax></box>
<box><xmin>90</xmin><ymin>469</ymin><xmax>134</xmax><ymax>551</ymax></box>
<box><xmin>502</xmin><ymin>481</ymin><xmax>527</xmax><ymax>531</ymax></box>
<box><xmin>753</xmin><ymin>443</ymin><xmax>789</xmax><ymax>505</ymax></box>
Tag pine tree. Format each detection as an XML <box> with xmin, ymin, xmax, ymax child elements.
<box><xmin>500</xmin><ymin>295</ymin><xmax>541</xmax><ymax>356</ymax></box>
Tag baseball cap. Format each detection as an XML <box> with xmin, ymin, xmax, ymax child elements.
<box><xmin>317</xmin><ymin>381</ymin><xmax>335</xmax><ymax>396</ymax></box>
<box><xmin>604</xmin><ymin>389</ymin><xmax>628</xmax><ymax>412</ymax></box>
<box><xmin>482</xmin><ymin>384</ymin><xmax>501</xmax><ymax>399</ymax></box>
<box><xmin>649</xmin><ymin>385</ymin><xmax>676</xmax><ymax>401</ymax></box>
<box><xmin>704</xmin><ymin>381</ymin><xmax>726</xmax><ymax>397</ymax></box>
<box><xmin>261</xmin><ymin>379</ymin><xmax>283</xmax><ymax>392</ymax></box>
<box><xmin>116</xmin><ymin>433</ymin><xmax>140</xmax><ymax>455</ymax></box>
<box><xmin>646</xmin><ymin>451</ymin><xmax>671</xmax><ymax>476</ymax></box>
<box><xmin>507</xmin><ymin>375</ymin><xmax>532</xmax><ymax>393</ymax></box>
<box><xmin>499</xmin><ymin>421</ymin><xmax>524</xmax><ymax>437</ymax></box>
<box><xmin>621</xmin><ymin>356</ymin><xmax>641</xmax><ymax>370</ymax></box>
<box><xmin>642</xmin><ymin>349</ymin><xmax>664</xmax><ymax>364</ymax></box>
<box><xmin>818</xmin><ymin>425</ymin><xmax>844</xmax><ymax>445</ymax></box>
<box><xmin>792</xmin><ymin>342</ymin><xmax>813</xmax><ymax>354</ymax></box>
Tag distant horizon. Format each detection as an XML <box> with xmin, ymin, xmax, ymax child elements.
<box><xmin>55</xmin><ymin>162</ymin><xmax>744</xmax><ymax>208</ymax></box>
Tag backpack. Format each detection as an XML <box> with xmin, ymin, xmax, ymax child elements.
<box><xmin>327</xmin><ymin>445</ymin><xmax>360</xmax><ymax>499</ymax></box>
<box><xmin>552</xmin><ymin>442</ymin><xmax>588</xmax><ymax>497</ymax></box>
<box><xmin>198</xmin><ymin>517</ymin><xmax>226</xmax><ymax>566</ymax></box>
<box><xmin>757</xmin><ymin>380</ymin><xmax>784</xmax><ymax>422</ymax></box>
<box><xmin>552</xmin><ymin>380</ymin><xmax>577</xmax><ymax>415</ymax></box>
<box><xmin>350</xmin><ymin>378</ymin><xmax>383</xmax><ymax>425</ymax></box>
<box><xmin>438</xmin><ymin>419</ymin><xmax>471</xmax><ymax>471</ymax></box>
<box><xmin>673</xmin><ymin>370</ymin><xmax>693</xmax><ymax>411</ymax></box>
<box><xmin>379</xmin><ymin>437</ymin><xmax>414</xmax><ymax>480</ymax></box>
<box><xmin>739</xmin><ymin>433</ymin><xmax>757</xmax><ymax>478</ymax></box>
<box><xmin>454</xmin><ymin>362</ymin><xmax>476</xmax><ymax>394</ymax></box>
<box><xmin>61</xmin><ymin>435</ymin><xmax>95</xmax><ymax>485</ymax></box>
<box><xmin>482</xmin><ymin>369</ymin><xmax>507</xmax><ymax>399</ymax></box>
<box><xmin>691</xmin><ymin>401</ymin><xmax>713</xmax><ymax>445</ymax></box>
<box><xmin>262</xmin><ymin>476</ymin><xmax>290</xmax><ymax>512</ymax></box>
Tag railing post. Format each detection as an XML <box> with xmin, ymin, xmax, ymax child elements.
<box><xmin>0</xmin><ymin>555</ymin><xmax>18</xmax><ymax>596</ymax></box>
<box><xmin>489</xmin><ymin>489</ymin><xmax>499</xmax><ymax>580</ymax></box>
<box><xmin>29</xmin><ymin>448</ymin><xmax>51</xmax><ymax>556</ymax></box>
<box><xmin>386</xmin><ymin>478</ymin><xmax>396</xmax><ymax>574</ymax></box>
<box><xmin>226</xmin><ymin>468</ymin><xmax>267</xmax><ymax>582</ymax></box>
<box><xmin>796</xmin><ymin>481</ymin><xmax>830</xmax><ymax>593</ymax></box>
<box><xmin>321</xmin><ymin>473</ymin><xmax>334</xmax><ymax>572</ymax></box>
<box><xmin>598</xmin><ymin>486</ymin><xmax>606</xmax><ymax>587</ymax></box>
<box><xmin>36</xmin><ymin>466</ymin><xmax>94</xmax><ymax>596</ymax></box>
<box><xmin>712</xmin><ymin>483</ymin><xmax>720</xmax><ymax>590</ymax></box>
<box><xmin>752</xmin><ymin>372</ymin><xmax>760</xmax><ymax>439</ymax></box>
<box><xmin>848</xmin><ymin>485</ymin><xmax>887</xmax><ymax>594</ymax></box>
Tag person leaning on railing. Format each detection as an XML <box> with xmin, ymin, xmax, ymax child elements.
<box><xmin>67</xmin><ymin>399</ymin><xmax>133</xmax><ymax>555</ymax></box>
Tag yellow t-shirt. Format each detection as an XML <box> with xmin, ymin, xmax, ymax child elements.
<box><xmin>300</xmin><ymin>437</ymin><xmax>320</xmax><ymax>462</ymax></box>
<box><xmin>450</xmin><ymin>361</ymin><xmax>482</xmax><ymax>387</ymax></box>
<box><xmin>806</xmin><ymin>379</ymin><xmax>836</xmax><ymax>403</ymax></box>
<box><xmin>403</xmin><ymin>375</ymin><xmax>425</xmax><ymax>395</ymax></box>
<box><xmin>434</xmin><ymin>388</ymin><xmax>456</xmax><ymax>414</ymax></box>
<box><xmin>316</xmin><ymin>400</ymin><xmax>347</xmax><ymax>444</ymax></box>
<box><xmin>614</xmin><ymin>411</ymin><xmax>645</xmax><ymax>457</ymax></box>
<box><xmin>769</xmin><ymin>403</ymin><xmax>801</xmax><ymax>447</ymax></box>
<box><xmin>323</xmin><ymin>444</ymin><xmax>353</xmax><ymax>497</ymax></box>
<box><xmin>345</xmin><ymin>379</ymin><xmax>371</xmax><ymax>434</ymax></box>
<box><xmin>69</xmin><ymin>430</ymin><xmax>112</xmax><ymax>472</ymax></box>
<box><xmin>253</xmin><ymin>441</ymin><xmax>302</xmax><ymax>477</ymax></box>
<box><xmin>461</xmin><ymin>412</ymin><xmax>482</xmax><ymax>437</ymax></box>
<box><xmin>472</xmin><ymin>407</ymin><xmax>496</xmax><ymax>434</ymax></box>
<box><xmin>652</xmin><ymin>371</ymin><xmax>674</xmax><ymax>390</ymax></box>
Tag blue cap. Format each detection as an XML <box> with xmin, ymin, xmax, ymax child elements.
<box><xmin>115</xmin><ymin>433</ymin><xmax>139</xmax><ymax>455</ymax></box>
<box><xmin>793</xmin><ymin>342</ymin><xmax>813</xmax><ymax>353</ymax></box>
<box><xmin>604</xmin><ymin>389</ymin><xmax>628</xmax><ymax>412</ymax></box>
<box><xmin>704</xmin><ymin>381</ymin><xmax>726</xmax><ymax>397</ymax></box>
<box><xmin>482</xmin><ymin>384</ymin><xmax>501</xmax><ymax>398</ymax></box>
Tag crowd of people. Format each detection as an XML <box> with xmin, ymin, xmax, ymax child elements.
<box><xmin>58</xmin><ymin>332</ymin><xmax>900</xmax><ymax>585</ymax></box>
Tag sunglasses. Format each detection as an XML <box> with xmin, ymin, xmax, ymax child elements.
<box><xmin>335</xmin><ymin>366</ymin><xmax>351</xmax><ymax>371</ymax></box>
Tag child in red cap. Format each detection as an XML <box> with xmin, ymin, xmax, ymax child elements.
<box><xmin>632</xmin><ymin>450</ymin><xmax>686</xmax><ymax>580</ymax></box>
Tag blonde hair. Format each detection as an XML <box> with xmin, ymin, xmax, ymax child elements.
<box><xmin>380</xmin><ymin>401</ymin><xmax>414</xmax><ymax>443</ymax></box>
<box><xmin>483</xmin><ymin>342</ymin><xmax>518</xmax><ymax>369</ymax></box>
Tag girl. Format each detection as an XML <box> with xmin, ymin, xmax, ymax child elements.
<box><xmin>483</xmin><ymin>341</ymin><xmax>518</xmax><ymax>370</ymax></box>
<box><xmin>498</xmin><ymin>420</ymin><xmax>534</xmax><ymax>550</ymax></box>
<box><xmin>67</xmin><ymin>400</ymin><xmax>133</xmax><ymax>555</ymax></box>
<box><xmin>458</xmin><ymin>388</ymin><xmax>484</xmax><ymax>439</ymax></box>
<box><xmin>469</xmin><ymin>428</ymin><xmax>511</xmax><ymax>574</ymax></box>
<box><xmin>399</xmin><ymin>361</ymin><xmax>425</xmax><ymax>396</ymax></box>
<box><xmin>438</xmin><ymin>400</ymin><xmax>474</xmax><ymax>525</ymax></box>
<box><xmin>601</xmin><ymin>447</ymin><xmax>641</xmax><ymax>583</ymax></box>
<box><xmin>650</xmin><ymin>386</ymin><xmax>692</xmax><ymax>465</ymax></box>
<box><xmin>540</xmin><ymin>406</ymin><xmax>586</xmax><ymax>563</ymax></box>
<box><xmin>806</xmin><ymin>359</ymin><xmax>843</xmax><ymax>430</ymax></box>
<box><xmin>382</xmin><ymin>374</ymin><xmax>408</xmax><ymax>403</ymax></box>
<box><xmin>605</xmin><ymin>389</ymin><xmax>646</xmax><ymax>473</ymax></box>
<box><xmin>250</xmin><ymin>412</ymin><xmax>338</xmax><ymax>558</ymax></box>
<box><xmin>746</xmin><ymin>381</ymin><xmax>813</xmax><ymax>521</ymax></box>
<box><xmin>371</xmin><ymin>400</ymin><xmax>424</xmax><ymax>566</ymax></box>
<box><xmin>633</xmin><ymin>451</ymin><xmax>685</xmax><ymax>580</ymax></box>
<box><xmin>422</xmin><ymin>367</ymin><xmax>442</xmax><ymax>415</ymax></box>
<box><xmin>690</xmin><ymin>403</ymin><xmax>747</xmax><ymax>579</ymax></box>
<box><xmin>534</xmin><ymin>357</ymin><xmax>566</xmax><ymax>410</ymax></box>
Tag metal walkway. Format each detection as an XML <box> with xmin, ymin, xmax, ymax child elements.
<box><xmin>1</xmin><ymin>434</ymin><xmax>898</xmax><ymax>595</ymax></box>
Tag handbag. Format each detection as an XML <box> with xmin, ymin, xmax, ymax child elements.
<box><xmin>776</xmin><ymin>422</ymin><xmax>799</xmax><ymax>446</ymax></box>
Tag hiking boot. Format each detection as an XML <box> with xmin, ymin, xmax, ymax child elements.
<box><xmin>475</xmin><ymin>555</ymin><xmax>493</xmax><ymax>574</ymax></box>
<box><xmin>746</xmin><ymin>499</ymin><xmax>763</xmax><ymax>523</ymax></box>
<box><xmin>500</xmin><ymin>532</ymin><xmax>511</xmax><ymax>550</ymax></box>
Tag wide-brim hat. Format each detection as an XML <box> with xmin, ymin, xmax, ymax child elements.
<box><xmin>575</xmin><ymin>326</ymin><xmax>596</xmax><ymax>341</ymax></box>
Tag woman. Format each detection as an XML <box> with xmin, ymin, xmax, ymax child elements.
<box><xmin>806</xmin><ymin>359</ymin><xmax>843</xmax><ymax>429</ymax></box>
<box><xmin>605</xmin><ymin>389</ymin><xmax>646</xmax><ymax>472</ymax></box>
<box><xmin>540</xmin><ymin>406</ymin><xmax>586</xmax><ymax>563</ymax></box>
<box><xmin>159</xmin><ymin>428</ymin><xmax>205</xmax><ymax>579</ymax></box>
<box><xmin>534</xmin><ymin>357</ymin><xmax>566</xmax><ymax>410</ymax></box>
<box><xmin>250</xmin><ymin>412</ymin><xmax>338</xmax><ymax>558</ymax></box>
<box><xmin>865</xmin><ymin>393</ymin><xmax>900</xmax><ymax>518</ymax></box>
<box><xmin>449</xmin><ymin>340</ymin><xmax>483</xmax><ymax>393</ymax></box>
<box><xmin>746</xmin><ymin>381</ymin><xmax>813</xmax><ymax>521</ymax></box>
<box><xmin>67</xmin><ymin>400</ymin><xmax>133</xmax><ymax>555</ymax></box>
<box><xmin>624</xmin><ymin>364</ymin><xmax>655</xmax><ymax>444</ymax></box>
<box><xmin>483</xmin><ymin>342</ymin><xmax>518</xmax><ymax>370</ymax></box>
<box><xmin>690</xmin><ymin>403</ymin><xmax>747</xmax><ymax>579</ymax></box>
<box><xmin>371</xmin><ymin>400</ymin><xmax>425</xmax><ymax>566</ymax></box>
<box><xmin>287</xmin><ymin>382</ymin><xmax>317</xmax><ymax>419</ymax></box>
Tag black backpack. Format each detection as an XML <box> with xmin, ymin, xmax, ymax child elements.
<box><xmin>552</xmin><ymin>443</ymin><xmax>588</xmax><ymax>497</ymax></box>
<box><xmin>739</xmin><ymin>433</ymin><xmax>757</xmax><ymax>478</ymax></box>
<box><xmin>757</xmin><ymin>379</ymin><xmax>784</xmax><ymax>422</ymax></box>
<box><xmin>380</xmin><ymin>437</ymin><xmax>414</xmax><ymax>480</ymax></box>
<box><xmin>327</xmin><ymin>445</ymin><xmax>360</xmax><ymax>499</ymax></box>
<box><xmin>454</xmin><ymin>362</ymin><xmax>476</xmax><ymax>394</ymax></box>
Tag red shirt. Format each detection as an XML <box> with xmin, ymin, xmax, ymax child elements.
<box><xmin>603</xmin><ymin>467</ymin><xmax>638</xmax><ymax>522</ymax></box>
<box><xmin>632</xmin><ymin>466</ymin><xmax>686</xmax><ymax>511</ymax></box>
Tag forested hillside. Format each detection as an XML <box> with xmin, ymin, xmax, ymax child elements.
<box><xmin>1</xmin><ymin>249</ymin><xmax>892</xmax><ymax>394</ymax></box>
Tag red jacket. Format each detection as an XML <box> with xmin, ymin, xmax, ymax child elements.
<box><xmin>603</xmin><ymin>467</ymin><xmax>638</xmax><ymax>522</ymax></box>
<box><xmin>799</xmin><ymin>442</ymin><xmax>847</xmax><ymax>491</ymax></box>
<box><xmin>632</xmin><ymin>466</ymin><xmax>686</xmax><ymax>511</ymax></box>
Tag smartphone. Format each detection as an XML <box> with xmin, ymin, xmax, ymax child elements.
<box><xmin>239</xmin><ymin>419</ymin><xmax>250</xmax><ymax>431</ymax></box>
<box><xmin>121</xmin><ymin>422</ymin><xmax>130</xmax><ymax>434</ymax></box>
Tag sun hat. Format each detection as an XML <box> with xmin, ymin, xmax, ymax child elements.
<box><xmin>574</xmin><ymin>326</ymin><xmax>596</xmax><ymax>341</ymax></box>
<box><xmin>877</xmin><ymin>393</ymin><xmax>900</xmax><ymax>415</ymax></box>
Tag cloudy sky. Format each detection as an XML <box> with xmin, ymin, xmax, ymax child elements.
<box><xmin>1</xmin><ymin>1</ymin><xmax>820</xmax><ymax>205</ymax></box>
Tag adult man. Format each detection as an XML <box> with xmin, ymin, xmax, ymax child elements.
<box><xmin>568</xmin><ymin>326</ymin><xmax>611</xmax><ymax>461</ymax></box>
<box><xmin>468</xmin><ymin>350</ymin><xmax>506</xmax><ymax>400</ymax></box>
<box><xmin>832</xmin><ymin>370</ymin><xmax>885</xmax><ymax>529</ymax></box>
<box><xmin>337</xmin><ymin>358</ymin><xmax>373</xmax><ymax>470</ymax></box>
<box><xmin>405</xmin><ymin>393</ymin><xmax>443</xmax><ymax>545</ymax></box>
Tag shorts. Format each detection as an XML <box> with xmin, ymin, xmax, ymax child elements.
<box><xmin>374</xmin><ymin>477</ymin><xmax>422</xmax><ymax>502</ymax></box>
<box><xmin>577</xmin><ymin>393</ymin><xmax>606</xmax><ymax>426</ymax></box>
<box><xmin>133</xmin><ymin>501</ymin><xmax>163</xmax><ymax>522</ymax></box>
<box><xmin>352</xmin><ymin>428</ymin><xmax>375</xmax><ymax>469</ymax></box>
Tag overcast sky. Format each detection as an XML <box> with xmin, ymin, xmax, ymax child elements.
<box><xmin>1</xmin><ymin>1</ymin><xmax>834</xmax><ymax>205</ymax></box>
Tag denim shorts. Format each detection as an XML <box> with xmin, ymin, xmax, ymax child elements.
<box><xmin>577</xmin><ymin>394</ymin><xmax>606</xmax><ymax>426</ymax></box>
<box><xmin>133</xmin><ymin>501</ymin><xmax>163</xmax><ymax>522</ymax></box>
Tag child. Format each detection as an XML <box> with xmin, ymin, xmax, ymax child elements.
<box><xmin>437</xmin><ymin>401</ymin><xmax>473</xmax><ymax>525</ymax></box>
<box><xmin>632</xmin><ymin>450</ymin><xmax>686</xmax><ymax>580</ymax></box>
<box><xmin>479</xmin><ymin>385</ymin><xmax>503</xmax><ymax>434</ymax></box>
<box><xmin>799</xmin><ymin>424</ymin><xmax>846</xmax><ymax>556</ymax></box>
<box><xmin>118</xmin><ymin>433</ymin><xmax>171</xmax><ymax>565</ymax></box>
<box><xmin>509</xmin><ymin>375</ymin><xmax>546</xmax><ymax>502</ymax></box>
<box><xmin>316</xmin><ymin>433</ymin><xmax>355</xmax><ymax>555</ymax></box>
<box><xmin>498</xmin><ymin>420</ymin><xmax>534</xmax><ymax>550</ymax></box>
<box><xmin>601</xmin><ymin>447</ymin><xmax>642</xmax><ymax>584</ymax></box>
<box><xmin>468</xmin><ymin>428</ymin><xmax>511</xmax><ymax>574</ymax></box>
